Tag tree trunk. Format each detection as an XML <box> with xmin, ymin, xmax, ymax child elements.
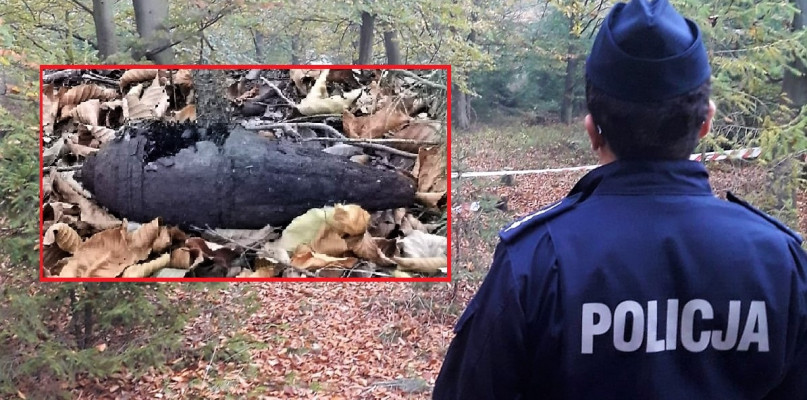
<box><xmin>132</xmin><ymin>0</ymin><xmax>174</xmax><ymax>64</ymax></box>
<box><xmin>192</xmin><ymin>70</ymin><xmax>231</xmax><ymax>126</ymax></box>
<box><xmin>357</xmin><ymin>12</ymin><xmax>375</xmax><ymax>64</ymax></box>
<box><xmin>455</xmin><ymin>85</ymin><xmax>470</xmax><ymax>130</ymax></box>
<box><xmin>290</xmin><ymin>35</ymin><xmax>301</xmax><ymax>64</ymax></box>
<box><xmin>92</xmin><ymin>0</ymin><xmax>117</xmax><ymax>59</ymax></box>
<box><xmin>383</xmin><ymin>30</ymin><xmax>401</xmax><ymax>64</ymax></box>
<box><xmin>251</xmin><ymin>29</ymin><xmax>265</xmax><ymax>63</ymax></box>
<box><xmin>783</xmin><ymin>0</ymin><xmax>807</xmax><ymax>109</ymax></box>
<box><xmin>560</xmin><ymin>46</ymin><xmax>578</xmax><ymax>125</ymax></box>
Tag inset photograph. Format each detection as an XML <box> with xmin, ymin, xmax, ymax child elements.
<box><xmin>41</xmin><ymin>66</ymin><xmax>449</xmax><ymax>280</ymax></box>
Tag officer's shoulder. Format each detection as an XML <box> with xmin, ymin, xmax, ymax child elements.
<box><xmin>499</xmin><ymin>193</ymin><xmax>582</xmax><ymax>243</ymax></box>
<box><xmin>726</xmin><ymin>191</ymin><xmax>802</xmax><ymax>243</ymax></box>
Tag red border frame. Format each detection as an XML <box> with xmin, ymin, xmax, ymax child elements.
<box><xmin>39</xmin><ymin>64</ymin><xmax>452</xmax><ymax>283</ymax></box>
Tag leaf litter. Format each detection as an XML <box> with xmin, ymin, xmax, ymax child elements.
<box><xmin>41</xmin><ymin>68</ymin><xmax>448</xmax><ymax>279</ymax></box>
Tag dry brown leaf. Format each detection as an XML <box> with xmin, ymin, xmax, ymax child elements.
<box><xmin>100</xmin><ymin>99</ymin><xmax>124</xmax><ymax>110</ymax></box>
<box><xmin>235</xmin><ymin>87</ymin><xmax>259</xmax><ymax>103</ymax></box>
<box><xmin>70</xmin><ymin>99</ymin><xmax>101</xmax><ymax>125</ymax></box>
<box><xmin>43</xmin><ymin>201</ymin><xmax>80</xmax><ymax>223</ymax></box>
<box><xmin>350</xmin><ymin>154</ymin><xmax>371</xmax><ymax>165</ymax></box>
<box><xmin>58</xmin><ymin>103</ymin><xmax>77</xmax><ymax>121</ymax></box>
<box><xmin>174</xmin><ymin>104</ymin><xmax>196</xmax><ymax>122</ymax></box>
<box><xmin>58</xmin><ymin>225</ymin><xmax>130</xmax><ymax>277</ymax></box>
<box><xmin>389</xmin><ymin>121</ymin><xmax>441</xmax><ymax>152</ymax></box>
<box><xmin>342</xmin><ymin>105</ymin><xmax>411</xmax><ymax>139</ymax></box>
<box><xmin>170</xmin><ymin>248</ymin><xmax>192</xmax><ymax>269</ymax></box>
<box><xmin>121</xmin><ymin>253</ymin><xmax>171</xmax><ymax>278</ymax></box>
<box><xmin>297</xmin><ymin>69</ymin><xmax>362</xmax><ymax>115</ymax></box>
<box><xmin>369</xmin><ymin>209</ymin><xmax>397</xmax><ymax>238</ymax></box>
<box><xmin>392</xmin><ymin>256</ymin><xmax>446</xmax><ymax>275</ymax></box>
<box><xmin>414</xmin><ymin>191</ymin><xmax>445</xmax><ymax>208</ymax></box>
<box><xmin>120</xmin><ymin>69</ymin><xmax>158</xmax><ymax>89</ymax></box>
<box><xmin>350</xmin><ymin>232</ymin><xmax>390</xmax><ymax>265</ymax></box>
<box><xmin>390</xmin><ymin>270</ymin><xmax>413</xmax><ymax>278</ymax></box>
<box><xmin>413</xmin><ymin>146</ymin><xmax>446</xmax><ymax>192</ymax></box>
<box><xmin>152</xmin><ymin>227</ymin><xmax>171</xmax><ymax>253</ymax></box>
<box><xmin>58</xmin><ymin>219</ymin><xmax>163</xmax><ymax>277</ymax></box>
<box><xmin>52</xmin><ymin>173</ymin><xmax>121</xmax><ymax>231</ymax></box>
<box><xmin>60</xmin><ymin>84</ymin><xmax>118</xmax><ymax>107</ymax></box>
<box><xmin>44</xmin><ymin>246</ymin><xmax>71</xmax><ymax>276</ymax></box>
<box><xmin>331</xmin><ymin>204</ymin><xmax>371</xmax><ymax>236</ymax></box>
<box><xmin>250</xmin><ymin>261</ymin><xmax>277</xmax><ymax>277</ymax></box>
<box><xmin>260</xmin><ymin>242</ymin><xmax>292</xmax><ymax>265</ymax></box>
<box><xmin>130</xmin><ymin>218</ymin><xmax>162</xmax><ymax>253</ymax></box>
<box><xmin>375</xmin><ymin>237</ymin><xmax>398</xmax><ymax>258</ymax></box>
<box><xmin>399</xmin><ymin>230</ymin><xmax>446</xmax><ymax>258</ymax></box>
<box><xmin>42</xmin><ymin>85</ymin><xmax>61</xmax><ymax>135</ymax></box>
<box><xmin>65</xmin><ymin>140</ymin><xmax>98</xmax><ymax>157</ymax></box>
<box><xmin>126</xmin><ymin>76</ymin><xmax>170</xmax><ymax>120</ymax></box>
<box><xmin>43</xmin><ymin>223</ymin><xmax>81</xmax><ymax>253</ymax></box>
<box><xmin>400</xmin><ymin>214</ymin><xmax>427</xmax><ymax>235</ymax></box>
<box><xmin>172</xmin><ymin>69</ymin><xmax>193</xmax><ymax>88</ymax></box>
<box><xmin>82</xmin><ymin>125</ymin><xmax>116</xmax><ymax>145</ymax></box>
<box><xmin>289</xmin><ymin>69</ymin><xmax>322</xmax><ymax>95</ymax></box>
<box><xmin>291</xmin><ymin>249</ymin><xmax>357</xmax><ymax>271</ymax></box>
<box><xmin>310</xmin><ymin>225</ymin><xmax>349</xmax><ymax>256</ymax></box>
<box><xmin>43</xmin><ymin>138</ymin><xmax>66</xmax><ymax>166</ymax></box>
<box><xmin>279</xmin><ymin>204</ymin><xmax>370</xmax><ymax>253</ymax></box>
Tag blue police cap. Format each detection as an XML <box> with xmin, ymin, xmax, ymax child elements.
<box><xmin>586</xmin><ymin>0</ymin><xmax>711</xmax><ymax>102</ymax></box>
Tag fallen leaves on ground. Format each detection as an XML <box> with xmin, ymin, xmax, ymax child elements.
<box><xmin>77</xmin><ymin>282</ymin><xmax>477</xmax><ymax>399</ymax></box>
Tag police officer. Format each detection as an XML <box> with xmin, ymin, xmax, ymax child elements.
<box><xmin>433</xmin><ymin>0</ymin><xmax>807</xmax><ymax>398</ymax></box>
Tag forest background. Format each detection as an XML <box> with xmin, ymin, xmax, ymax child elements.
<box><xmin>0</xmin><ymin>0</ymin><xmax>805</xmax><ymax>398</ymax></box>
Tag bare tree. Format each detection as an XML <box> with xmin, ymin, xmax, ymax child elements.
<box><xmin>357</xmin><ymin>11</ymin><xmax>375</xmax><ymax>64</ymax></box>
<box><xmin>783</xmin><ymin>0</ymin><xmax>807</xmax><ymax>109</ymax></box>
<box><xmin>383</xmin><ymin>30</ymin><xmax>401</xmax><ymax>64</ymax></box>
<box><xmin>132</xmin><ymin>0</ymin><xmax>174</xmax><ymax>64</ymax></box>
<box><xmin>91</xmin><ymin>0</ymin><xmax>117</xmax><ymax>59</ymax></box>
<box><xmin>455</xmin><ymin>85</ymin><xmax>471</xmax><ymax>130</ymax></box>
<box><xmin>251</xmin><ymin>28</ymin><xmax>266</xmax><ymax>63</ymax></box>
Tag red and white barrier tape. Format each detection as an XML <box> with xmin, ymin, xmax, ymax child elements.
<box><xmin>450</xmin><ymin>147</ymin><xmax>763</xmax><ymax>178</ymax></box>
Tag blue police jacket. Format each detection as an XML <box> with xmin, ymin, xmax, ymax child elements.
<box><xmin>434</xmin><ymin>160</ymin><xmax>807</xmax><ymax>399</ymax></box>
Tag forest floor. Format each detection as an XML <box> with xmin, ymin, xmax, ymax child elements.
<box><xmin>75</xmin><ymin>120</ymin><xmax>807</xmax><ymax>399</ymax></box>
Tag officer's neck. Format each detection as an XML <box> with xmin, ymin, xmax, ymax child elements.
<box><xmin>596</xmin><ymin>145</ymin><xmax>618</xmax><ymax>166</ymax></box>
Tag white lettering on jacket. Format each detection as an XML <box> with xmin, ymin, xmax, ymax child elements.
<box><xmin>581</xmin><ymin>299</ymin><xmax>769</xmax><ymax>354</ymax></box>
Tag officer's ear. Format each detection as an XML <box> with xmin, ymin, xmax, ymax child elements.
<box><xmin>585</xmin><ymin>114</ymin><xmax>606</xmax><ymax>151</ymax></box>
<box><xmin>698</xmin><ymin>100</ymin><xmax>717</xmax><ymax>139</ymax></box>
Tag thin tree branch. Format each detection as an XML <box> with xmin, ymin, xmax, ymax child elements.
<box><xmin>69</xmin><ymin>0</ymin><xmax>93</xmax><ymax>14</ymax></box>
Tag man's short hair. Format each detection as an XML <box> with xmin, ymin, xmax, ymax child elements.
<box><xmin>585</xmin><ymin>79</ymin><xmax>711</xmax><ymax>160</ymax></box>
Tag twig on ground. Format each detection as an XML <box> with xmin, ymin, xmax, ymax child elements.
<box><xmin>56</xmin><ymin>165</ymin><xmax>84</xmax><ymax>172</ymax></box>
<box><xmin>43</xmin><ymin>69</ymin><xmax>81</xmax><ymax>84</ymax></box>
<box><xmin>260</xmin><ymin>77</ymin><xmax>297</xmax><ymax>107</ymax></box>
<box><xmin>304</xmin><ymin>137</ymin><xmax>441</xmax><ymax>146</ymax></box>
<box><xmin>203</xmin><ymin>344</ymin><xmax>218</xmax><ymax>380</ymax></box>
<box><xmin>392</xmin><ymin>70</ymin><xmax>447</xmax><ymax>90</ymax></box>
<box><xmin>82</xmin><ymin>72</ymin><xmax>119</xmax><ymax>87</ymax></box>
<box><xmin>283</xmin><ymin>114</ymin><xmax>342</xmax><ymax>123</ymax></box>
<box><xmin>353</xmin><ymin>142</ymin><xmax>418</xmax><ymax>158</ymax></box>
<box><xmin>240</xmin><ymin>120</ymin><xmax>346</xmax><ymax>138</ymax></box>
